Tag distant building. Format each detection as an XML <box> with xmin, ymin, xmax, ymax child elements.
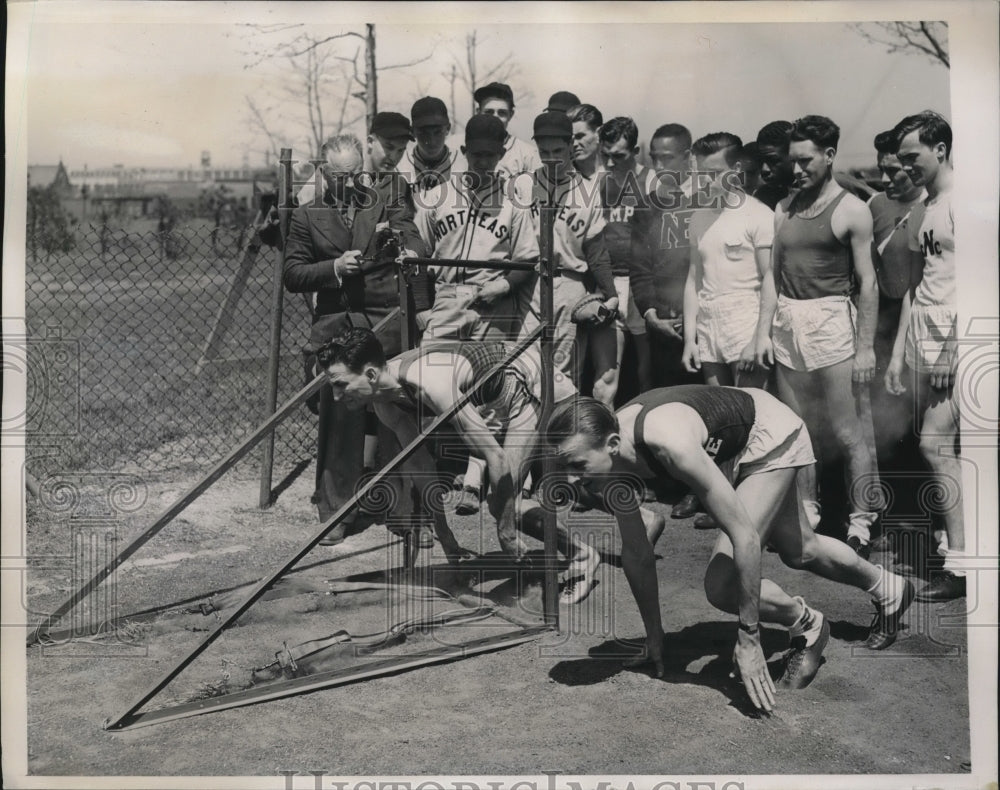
<box><xmin>27</xmin><ymin>161</ymin><xmax>73</xmax><ymax>198</ymax></box>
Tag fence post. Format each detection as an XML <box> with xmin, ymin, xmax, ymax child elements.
<box><xmin>258</xmin><ymin>148</ymin><xmax>294</xmax><ymax>509</ymax></box>
<box><xmin>539</xmin><ymin>168</ymin><xmax>559</xmax><ymax>630</ymax></box>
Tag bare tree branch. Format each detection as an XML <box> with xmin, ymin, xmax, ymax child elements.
<box><xmin>286</xmin><ymin>31</ymin><xmax>364</xmax><ymax>57</ymax></box>
<box><xmin>480</xmin><ymin>53</ymin><xmax>516</xmax><ymax>83</ymax></box>
<box><xmin>850</xmin><ymin>21</ymin><xmax>949</xmax><ymax>68</ymax></box>
<box><xmin>244</xmin><ymin>95</ymin><xmax>283</xmax><ymax>162</ymax></box>
<box><xmin>379</xmin><ymin>52</ymin><xmax>434</xmax><ymax>71</ymax></box>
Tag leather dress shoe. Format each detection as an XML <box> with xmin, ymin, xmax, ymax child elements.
<box><xmin>865</xmin><ymin>578</ymin><xmax>915</xmax><ymax>650</ymax></box>
<box><xmin>671</xmin><ymin>492</ymin><xmax>701</xmax><ymax>519</ymax></box>
<box><xmin>915</xmin><ymin>572</ymin><xmax>966</xmax><ymax>602</ymax></box>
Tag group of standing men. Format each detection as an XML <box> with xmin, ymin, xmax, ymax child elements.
<box><xmin>271</xmin><ymin>82</ymin><xmax>965</xmax><ymax>706</ymax></box>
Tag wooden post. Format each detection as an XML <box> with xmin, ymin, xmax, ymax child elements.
<box><xmin>364</xmin><ymin>24</ymin><xmax>377</xmax><ymax>132</ymax></box>
<box><xmin>258</xmin><ymin>147</ymin><xmax>294</xmax><ymax>509</ymax></box>
<box><xmin>539</xmin><ymin>168</ymin><xmax>559</xmax><ymax>629</ymax></box>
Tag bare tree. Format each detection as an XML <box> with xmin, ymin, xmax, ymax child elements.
<box><xmin>242</xmin><ymin>22</ymin><xmax>432</xmax><ymax>148</ymax></box>
<box><xmin>447</xmin><ymin>30</ymin><xmax>522</xmax><ymax>124</ymax></box>
<box><xmin>851</xmin><ymin>21</ymin><xmax>949</xmax><ymax>68</ymax></box>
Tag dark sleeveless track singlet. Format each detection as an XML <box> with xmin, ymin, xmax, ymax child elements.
<box><xmin>622</xmin><ymin>385</ymin><xmax>756</xmax><ymax>479</ymax></box>
<box><xmin>395</xmin><ymin>341</ymin><xmax>521</xmax><ymax>412</ymax></box>
<box><xmin>775</xmin><ymin>189</ymin><xmax>853</xmax><ymax>299</ymax></box>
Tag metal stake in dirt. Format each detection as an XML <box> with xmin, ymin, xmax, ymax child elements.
<box><xmin>102</xmin><ymin>328</ymin><xmax>543</xmax><ymax>731</ymax></box>
<box><xmin>258</xmin><ymin>147</ymin><xmax>294</xmax><ymax>509</ymax></box>
<box><xmin>538</xmin><ymin>165</ymin><xmax>560</xmax><ymax>629</ymax></box>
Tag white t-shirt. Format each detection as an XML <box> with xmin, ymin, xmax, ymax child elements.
<box><xmin>690</xmin><ymin>194</ymin><xmax>774</xmax><ymax>299</ymax></box>
<box><xmin>907</xmin><ymin>189</ymin><xmax>955</xmax><ymax>308</ymax></box>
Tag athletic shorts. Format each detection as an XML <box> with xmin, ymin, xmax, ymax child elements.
<box><xmin>771</xmin><ymin>294</ymin><xmax>856</xmax><ymax>372</ymax></box>
<box><xmin>905</xmin><ymin>302</ymin><xmax>957</xmax><ymax>374</ymax></box>
<box><xmin>696</xmin><ymin>290</ymin><xmax>760</xmax><ymax>364</ymax></box>
<box><xmin>734</xmin><ymin>388</ymin><xmax>816</xmax><ymax>480</ymax></box>
<box><xmin>613</xmin><ymin>275</ymin><xmax>647</xmax><ymax>335</ymax></box>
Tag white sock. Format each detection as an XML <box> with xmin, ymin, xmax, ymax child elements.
<box><xmin>788</xmin><ymin>596</ymin><xmax>824</xmax><ymax>645</ymax></box>
<box><xmin>934</xmin><ymin>529</ymin><xmax>949</xmax><ymax>557</ymax></box>
<box><xmin>866</xmin><ymin>564</ymin><xmax>906</xmax><ymax>612</ymax></box>
<box><xmin>463</xmin><ymin>456</ymin><xmax>485</xmax><ymax>491</ymax></box>
<box><xmin>943</xmin><ymin>549</ymin><xmax>968</xmax><ymax>577</ymax></box>
<box><xmin>847</xmin><ymin>511</ymin><xmax>877</xmax><ymax>543</ymax></box>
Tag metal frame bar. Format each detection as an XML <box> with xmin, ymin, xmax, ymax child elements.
<box><xmin>400</xmin><ymin>257</ymin><xmax>536</xmax><ymax>272</ymax></box>
<box><xmin>101</xmin><ymin>328</ymin><xmax>543</xmax><ymax>731</ymax></box>
<box><xmin>258</xmin><ymin>147</ymin><xmax>295</xmax><ymax>508</ymax></box>
<box><xmin>104</xmin><ymin>626</ymin><xmax>548</xmax><ymax>731</ymax></box>
<box><xmin>32</xmin><ymin>166</ymin><xmax>563</xmax><ymax>728</ymax></box>
<box><xmin>27</xmin><ymin>310</ymin><xmax>398</xmax><ymax>647</ymax></box>
<box><xmin>394</xmin><ymin>249</ymin><xmax>559</xmax><ymax>625</ymax></box>
<box><xmin>537</xmin><ymin>179</ymin><xmax>559</xmax><ymax>626</ymax></box>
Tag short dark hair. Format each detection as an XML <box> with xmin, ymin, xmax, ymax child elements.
<box><xmin>599</xmin><ymin>116</ymin><xmax>639</xmax><ymax>149</ymax></box>
<box><xmin>545</xmin><ymin>396</ymin><xmax>619</xmax><ymax>446</ymax></box>
<box><xmin>566</xmin><ymin>103</ymin><xmax>604</xmax><ymax>131</ymax></box>
<box><xmin>755</xmin><ymin>120</ymin><xmax>792</xmax><ymax>149</ymax></box>
<box><xmin>692</xmin><ymin>132</ymin><xmax>743</xmax><ymax>167</ymax></box>
<box><xmin>891</xmin><ymin>110</ymin><xmax>952</xmax><ymax>157</ymax></box>
<box><xmin>651</xmin><ymin>123</ymin><xmax>692</xmax><ymax>150</ymax></box>
<box><xmin>873</xmin><ymin>130</ymin><xmax>897</xmax><ymax>155</ymax></box>
<box><xmin>737</xmin><ymin>141</ymin><xmax>760</xmax><ymax>166</ymax></box>
<box><xmin>789</xmin><ymin>115</ymin><xmax>840</xmax><ymax>150</ymax></box>
<box><xmin>316</xmin><ymin>328</ymin><xmax>386</xmax><ymax>372</ymax></box>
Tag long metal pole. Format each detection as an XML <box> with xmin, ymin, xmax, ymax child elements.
<box><xmin>28</xmin><ymin>309</ymin><xmax>400</xmax><ymax>647</ymax></box>
<box><xmin>258</xmin><ymin>147</ymin><xmax>294</xmax><ymax>509</ymax></box>
<box><xmin>539</xmin><ymin>167</ymin><xmax>560</xmax><ymax>628</ymax></box>
<box><xmin>107</xmin><ymin>626</ymin><xmax>548</xmax><ymax>731</ymax></box>
<box><xmin>400</xmin><ymin>257</ymin><xmax>536</xmax><ymax>272</ymax></box>
<box><xmin>102</xmin><ymin>328</ymin><xmax>542</xmax><ymax>731</ymax></box>
<box><xmin>27</xmin><ymin>376</ymin><xmax>323</xmax><ymax>645</ymax></box>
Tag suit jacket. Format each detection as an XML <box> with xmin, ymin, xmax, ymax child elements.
<box><xmin>284</xmin><ymin>173</ymin><xmax>428</xmax><ymax>347</ymax></box>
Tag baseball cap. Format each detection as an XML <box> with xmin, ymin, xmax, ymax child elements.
<box><xmin>532</xmin><ymin>111</ymin><xmax>573</xmax><ymax>140</ymax></box>
<box><xmin>411</xmin><ymin>97</ymin><xmax>449</xmax><ymax>128</ymax></box>
<box><xmin>546</xmin><ymin>91</ymin><xmax>581</xmax><ymax>113</ymax></box>
<box><xmin>464</xmin><ymin>114</ymin><xmax>506</xmax><ymax>154</ymax></box>
<box><xmin>370</xmin><ymin>112</ymin><xmax>414</xmax><ymax>141</ymax></box>
<box><xmin>473</xmin><ymin>82</ymin><xmax>515</xmax><ymax>108</ymax></box>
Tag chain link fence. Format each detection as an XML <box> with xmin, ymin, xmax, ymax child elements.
<box><xmin>24</xmin><ymin>217</ymin><xmax>318</xmax><ymax>483</ymax></box>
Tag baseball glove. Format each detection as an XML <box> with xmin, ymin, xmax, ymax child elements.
<box><xmin>570</xmin><ymin>293</ymin><xmax>616</xmax><ymax>325</ymax></box>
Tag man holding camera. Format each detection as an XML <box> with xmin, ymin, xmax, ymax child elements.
<box><xmin>283</xmin><ymin>123</ymin><xmax>427</xmax><ymax>539</ymax></box>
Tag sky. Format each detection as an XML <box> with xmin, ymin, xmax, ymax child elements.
<box><xmin>11</xmin><ymin>3</ymin><xmax>953</xmax><ymax>173</ymax></box>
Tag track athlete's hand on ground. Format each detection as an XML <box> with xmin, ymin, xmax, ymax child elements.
<box><xmin>622</xmin><ymin>632</ymin><xmax>665</xmax><ymax>677</ymax></box>
<box><xmin>732</xmin><ymin>630</ymin><xmax>776</xmax><ymax>713</ymax></box>
<box><xmin>496</xmin><ymin>524</ymin><xmax>529</xmax><ymax>559</ymax></box>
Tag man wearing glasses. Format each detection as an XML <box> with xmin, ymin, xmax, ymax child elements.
<box><xmin>284</xmin><ymin>120</ymin><xmax>427</xmax><ymax>541</ymax></box>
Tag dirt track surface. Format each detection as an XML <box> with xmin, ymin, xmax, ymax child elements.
<box><xmin>23</xmin><ymin>468</ymin><xmax>970</xmax><ymax>777</ymax></box>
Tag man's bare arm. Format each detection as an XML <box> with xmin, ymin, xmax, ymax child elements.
<box><xmin>835</xmin><ymin>197</ymin><xmax>879</xmax><ymax>383</ymax></box>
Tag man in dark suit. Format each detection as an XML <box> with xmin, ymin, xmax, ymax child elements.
<box><xmin>284</xmin><ymin>117</ymin><xmax>428</xmax><ymax>540</ymax></box>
